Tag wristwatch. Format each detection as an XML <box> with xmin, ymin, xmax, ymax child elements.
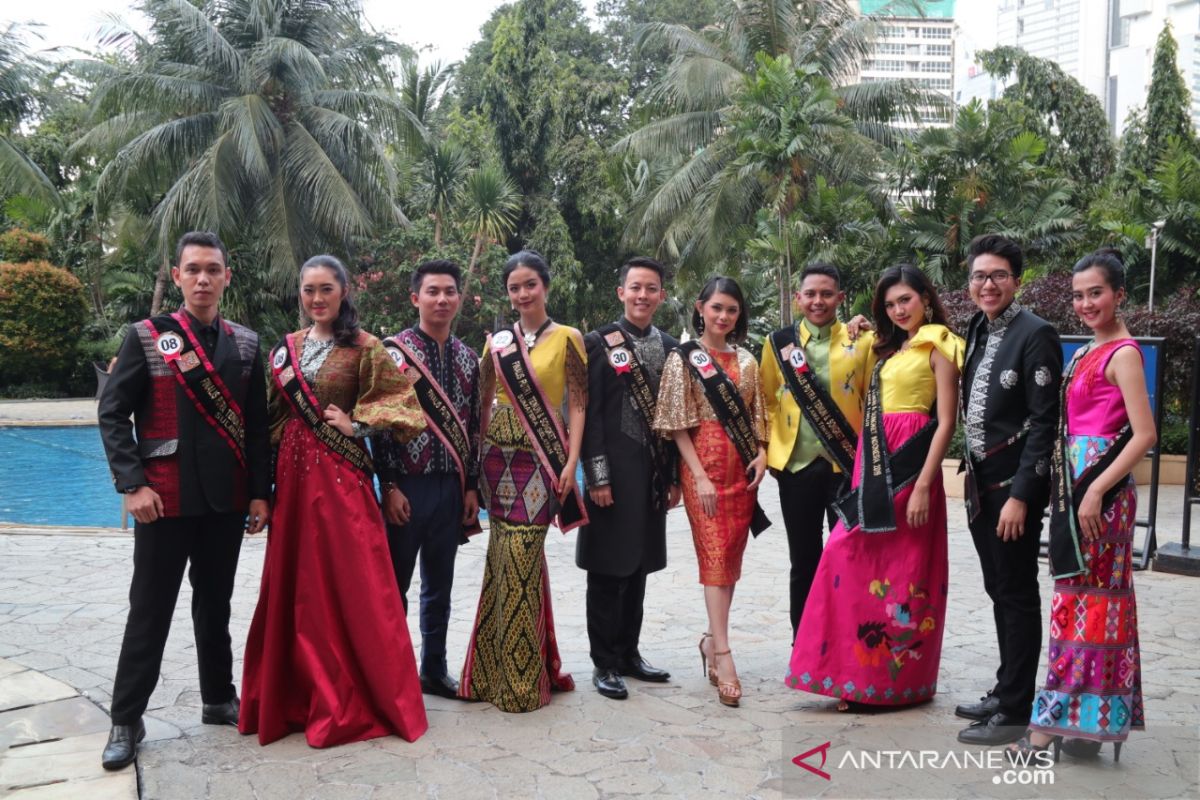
<box><xmin>123</xmin><ymin>485</ymin><xmax>146</xmax><ymax>494</ymax></box>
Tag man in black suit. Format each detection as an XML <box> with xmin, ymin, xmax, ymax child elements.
<box><xmin>955</xmin><ymin>234</ymin><xmax>1062</xmax><ymax>746</ymax></box>
<box><xmin>577</xmin><ymin>257</ymin><xmax>680</xmax><ymax>699</ymax></box>
<box><xmin>97</xmin><ymin>231</ymin><xmax>271</xmax><ymax>769</ymax></box>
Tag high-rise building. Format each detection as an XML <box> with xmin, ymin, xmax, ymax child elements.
<box><xmin>857</xmin><ymin>1</ymin><xmax>957</xmax><ymax>126</ymax></box>
<box><xmin>985</xmin><ymin>0</ymin><xmax>1200</xmax><ymax>135</ymax></box>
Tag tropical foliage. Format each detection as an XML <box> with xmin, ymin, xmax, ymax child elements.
<box><xmin>1</xmin><ymin>0</ymin><xmax>1199</xmax><ymax>410</ymax></box>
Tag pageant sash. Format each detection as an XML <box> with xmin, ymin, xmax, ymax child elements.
<box><xmin>769</xmin><ymin>326</ymin><xmax>858</xmax><ymax>475</ymax></box>
<box><xmin>1047</xmin><ymin>345</ymin><xmax>1135</xmax><ymax>579</ymax></box>
<box><xmin>383</xmin><ymin>336</ymin><xmax>482</xmax><ymax>536</ymax></box>
<box><xmin>677</xmin><ymin>341</ymin><xmax>771</xmax><ymax>536</ymax></box>
<box><xmin>834</xmin><ymin>357</ymin><xmax>936</xmax><ymax>533</ymax></box>
<box><xmin>596</xmin><ymin>323</ymin><xmax>673</xmax><ymax>508</ymax></box>
<box><xmin>489</xmin><ymin>325</ymin><xmax>587</xmax><ymax>532</ymax></box>
<box><xmin>270</xmin><ymin>333</ymin><xmax>373</xmax><ymax>480</ymax></box>
<box><xmin>143</xmin><ymin>312</ymin><xmax>246</xmax><ymax>468</ymax></box>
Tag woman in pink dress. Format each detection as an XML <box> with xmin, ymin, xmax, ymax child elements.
<box><xmin>1009</xmin><ymin>249</ymin><xmax>1154</xmax><ymax>764</ymax></box>
<box><xmin>785</xmin><ymin>265</ymin><xmax>961</xmax><ymax>711</ymax></box>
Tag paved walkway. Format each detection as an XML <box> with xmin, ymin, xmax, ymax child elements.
<box><xmin>0</xmin><ymin>399</ymin><xmax>99</xmax><ymax>427</ymax></box>
<box><xmin>1</xmin><ymin>471</ymin><xmax>1198</xmax><ymax>798</ymax></box>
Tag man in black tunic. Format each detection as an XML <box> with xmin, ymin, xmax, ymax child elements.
<box><xmin>577</xmin><ymin>257</ymin><xmax>680</xmax><ymax>699</ymax></box>
<box><xmin>955</xmin><ymin>234</ymin><xmax>1062</xmax><ymax>746</ymax></box>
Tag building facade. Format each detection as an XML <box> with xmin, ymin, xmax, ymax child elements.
<box><xmin>858</xmin><ymin>0</ymin><xmax>957</xmax><ymax>126</ymax></box>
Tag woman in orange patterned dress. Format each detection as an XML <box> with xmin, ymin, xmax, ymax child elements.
<box><xmin>653</xmin><ymin>277</ymin><xmax>767</xmax><ymax>707</ymax></box>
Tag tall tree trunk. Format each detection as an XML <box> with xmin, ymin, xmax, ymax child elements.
<box><xmin>468</xmin><ymin>231</ymin><xmax>485</xmax><ymax>275</ymax></box>
<box><xmin>150</xmin><ymin>254</ymin><xmax>170</xmax><ymax>316</ymax></box>
<box><xmin>778</xmin><ymin>212</ymin><xmax>792</xmax><ymax>328</ymax></box>
<box><xmin>434</xmin><ymin>213</ymin><xmax>443</xmax><ymax>248</ymax></box>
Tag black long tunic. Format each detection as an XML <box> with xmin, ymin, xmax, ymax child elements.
<box><xmin>575</xmin><ymin>319</ymin><xmax>678</xmax><ymax>577</ymax></box>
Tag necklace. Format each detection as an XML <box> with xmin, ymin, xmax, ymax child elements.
<box><xmin>519</xmin><ymin>318</ymin><xmax>553</xmax><ymax>350</ymax></box>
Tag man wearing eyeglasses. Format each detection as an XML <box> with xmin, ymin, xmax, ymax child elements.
<box><xmin>955</xmin><ymin>234</ymin><xmax>1063</xmax><ymax>747</ymax></box>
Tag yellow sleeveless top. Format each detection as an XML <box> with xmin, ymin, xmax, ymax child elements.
<box><xmin>483</xmin><ymin>325</ymin><xmax>586</xmax><ymax>407</ymax></box>
<box><xmin>878</xmin><ymin>324</ymin><xmax>964</xmax><ymax>413</ymax></box>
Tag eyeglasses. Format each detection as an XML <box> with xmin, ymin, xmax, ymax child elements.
<box><xmin>968</xmin><ymin>271</ymin><xmax>1014</xmax><ymax>287</ymax></box>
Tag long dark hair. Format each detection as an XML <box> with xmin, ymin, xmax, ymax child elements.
<box><xmin>301</xmin><ymin>254</ymin><xmax>360</xmax><ymax>347</ymax></box>
<box><xmin>692</xmin><ymin>276</ymin><xmax>749</xmax><ymax>344</ymax></box>
<box><xmin>871</xmin><ymin>265</ymin><xmax>947</xmax><ymax>358</ymax></box>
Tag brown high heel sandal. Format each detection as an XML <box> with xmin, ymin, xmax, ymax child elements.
<box><xmin>698</xmin><ymin>633</ymin><xmax>717</xmax><ymax>686</ymax></box>
<box><xmin>712</xmin><ymin>649</ymin><xmax>742</xmax><ymax>707</ymax></box>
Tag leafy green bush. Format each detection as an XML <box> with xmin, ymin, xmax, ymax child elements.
<box><xmin>0</xmin><ymin>228</ymin><xmax>51</xmax><ymax>262</ymax></box>
<box><xmin>0</xmin><ymin>260</ymin><xmax>89</xmax><ymax>392</ymax></box>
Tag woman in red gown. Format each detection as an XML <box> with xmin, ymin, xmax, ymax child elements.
<box><xmin>239</xmin><ymin>255</ymin><xmax>429</xmax><ymax>747</ymax></box>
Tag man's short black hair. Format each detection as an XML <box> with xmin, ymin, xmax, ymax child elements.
<box><xmin>966</xmin><ymin>234</ymin><xmax>1025</xmax><ymax>277</ymax></box>
<box><xmin>799</xmin><ymin>262</ymin><xmax>842</xmax><ymax>289</ymax></box>
<box><xmin>411</xmin><ymin>259</ymin><xmax>463</xmax><ymax>293</ymax></box>
<box><xmin>618</xmin><ymin>256</ymin><xmax>666</xmax><ymax>286</ymax></box>
<box><xmin>174</xmin><ymin>231</ymin><xmax>228</xmax><ymax>267</ymax></box>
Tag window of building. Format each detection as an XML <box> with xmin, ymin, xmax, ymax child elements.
<box><xmin>926</xmin><ymin>44</ymin><xmax>952</xmax><ymax>57</ymax></box>
<box><xmin>921</xmin><ymin>26</ymin><xmax>952</xmax><ymax>39</ymax></box>
<box><xmin>1108</xmin><ymin>76</ymin><xmax>1118</xmax><ymax>129</ymax></box>
<box><xmin>920</xmin><ymin>61</ymin><xmax>952</xmax><ymax>73</ymax></box>
<box><xmin>1018</xmin><ymin>17</ymin><xmax>1025</xmax><ymax>35</ymax></box>
<box><xmin>876</xmin><ymin>43</ymin><xmax>907</xmax><ymax>56</ymax></box>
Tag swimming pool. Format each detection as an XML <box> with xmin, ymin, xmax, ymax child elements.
<box><xmin>0</xmin><ymin>426</ymin><xmax>123</xmax><ymax>527</ymax></box>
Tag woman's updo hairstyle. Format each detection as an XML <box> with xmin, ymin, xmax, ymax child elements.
<box><xmin>502</xmin><ymin>250</ymin><xmax>551</xmax><ymax>288</ymax></box>
<box><xmin>300</xmin><ymin>254</ymin><xmax>360</xmax><ymax>347</ymax></box>
<box><xmin>1072</xmin><ymin>248</ymin><xmax>1126</xmax><ymax>293</ymax></box>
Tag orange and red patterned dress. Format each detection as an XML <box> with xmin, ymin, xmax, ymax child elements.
<box><xmin>653</xmin><ymin>345</ymin><xmax>768</xmax><ymax>586</ymax></box>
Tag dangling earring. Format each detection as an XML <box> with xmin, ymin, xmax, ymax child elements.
<box><xmin>696</xmin><ymin>318</ymin><xmax>705</xmax><ymax>334</ymax></box>
<box><xmin>924</xmin><ymin>304</ymin><xmax>933</xmax><ymax>323</ymax></box>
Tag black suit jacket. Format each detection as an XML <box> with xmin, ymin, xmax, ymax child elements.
<box><xmin>575</xmin><ymin>321</ymin><xmax>679</xmax><ymax>577</ymax></box>
<box><xmin>98</xmin><ymin>313</ymin><xmax>271</xmax><ymax>516</ymax></box>
<box><xmin>961</xmin><ymin>304</ymin><xmax>1062</xmax><ymax>509</ymax></box>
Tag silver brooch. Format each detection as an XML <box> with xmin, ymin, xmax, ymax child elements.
<box><xmin>1035</xmin><ymin>366</ymin><xmax>1052</xmax><ymax>387</ymax></box>
<box><xmin>1000</xmin><ymin>369</ymin><xmax>1018</xmax><ymax>389</ymax></box>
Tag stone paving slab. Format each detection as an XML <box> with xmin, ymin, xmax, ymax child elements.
<box><xmin>0</xmin><ymin>399</ymin><xmax>99</xmax><ymax>427</ymax></box>
<box><xmin>0</xmin><ymin>669</ymin><xmax>76</xmax><ymax>712</ymax></box>
<box><xmin>0</xmin><ymin>479</ymin><xmax>1196</xmax><ymax>799</ymax></box>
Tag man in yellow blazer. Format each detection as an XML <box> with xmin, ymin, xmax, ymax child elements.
<box><xmin>760</xmin><ymin>263</ymin><xmax>874</xmax><ymax>639</ymax></box>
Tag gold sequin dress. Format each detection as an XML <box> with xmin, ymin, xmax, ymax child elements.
<box><xmin>653</xmin><ymin>344</ymin><xmax>767</xmax><ymax>586</ymax></box>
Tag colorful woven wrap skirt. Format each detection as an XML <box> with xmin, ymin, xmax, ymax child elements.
<box><xmin>785</xmin><ymin>411</ymin><xmax>949</xmax><ymax>706</ymax></box>
<box><xmin>1029</xmin><ymin>434</ymin><xmax>1144</xmax><ymax>742</ymax></box>
<box><xmin>459</xmin><ymin>405</ymin><xmax>574</xmax><ymax>712</ymax></box>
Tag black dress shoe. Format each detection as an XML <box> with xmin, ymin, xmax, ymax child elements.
<box><xmin>420</xmin><ymin>671</ymin><xmax>461</xmax><ymax>699</ymax></box>
<box><xmin>620</xmin><ymin>657</ymin><xmax>671</xmax><ymax>683</ymax></box>
<box><xmin>101</xmin><ymin>719</ymin><xmax>145</xmax><ymax>770</ymax></box>
<box><xmin>592</xmin><ymin>668</ymin><xmax>628</xmax><ymax>700</ymax></box>
<box><xmin>955</xmin><ymin>691</ymin><xmax>1001</xmax><ymax>721</ymax></box>
<box><xmin>201</xmin><ymin>696</ymin><xmax>240</xmax><ymax>726</ymax></box>
<box><xmin>957</xmin><ymin>711</ymin><xmax>1030</xmax><ymax>746</ymax></box>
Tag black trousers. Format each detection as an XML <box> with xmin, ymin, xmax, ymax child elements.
<box><xmin>586</xmin><ymin>569</ymin><xmax>647</xmax><ymax>670</ymax></box>
<box><xmin>109</xmin><ymin>512</ymin><xmax>245</xmax><ymax>725</ymax></box>
<box><xmin>777</xmin><ymin>458</ymin><xmax>839</xmax><ymax>638</ymax></box>
<box><xmin>386</xmin><ymin>473</ymin><xmax>462</xmax><ymax>677</ymax></box>
<box><xmin>968</xmin><ymin>488</ymin><xmax>1044</xmax><ymax>719</ymax></box>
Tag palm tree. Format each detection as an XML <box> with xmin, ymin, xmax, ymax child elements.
<box><xmin>897</xmin><ymin>100</ymin><xmax>1082</xmax><ymax>281</ymax></box>
<box><xmin>461</xmin><ymin>163</ymin><xmax>520</xmax><ymax>277</ymax></box>
<box><xmin>616</xmin><ymin>0</ymin><xmax>934</xmax><ymax>322</ymax></box>
<box><xmin>0</xmin><ymin>23</ymin><xmax>59</xmax><ymax>205</ymax></box>
<box><xmin>416</xmin><ymin>142</ymin><xmax>468</xmax><ymax>247</ymax></box>
<box><xmin>71</xmin><ymin>0</ymin><xmax>425</xmax><ymax>314</ymax></box>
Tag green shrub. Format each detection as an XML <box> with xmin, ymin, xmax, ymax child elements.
<box><xmin>0</xmin><ymin>260</ymin><xmax>89</xmax><ymax>390</ymax></box>
<box><xmin>0</xmin><ymin>228</ymin><xmax>51</xmax><ymax>262</ymax></box>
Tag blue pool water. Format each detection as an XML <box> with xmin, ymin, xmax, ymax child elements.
<box><xmin>0</xmin><ymin>426</ymin><xmax>122</xmax><ymax>527</ymax></box>
<box><xmin>0</xmin><ymin>426</ymin><xmax>581</xmax><ymax>528</ymax></box>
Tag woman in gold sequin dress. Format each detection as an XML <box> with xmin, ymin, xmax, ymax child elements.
<box><xmin>654</xmin><ymin>276</ymin><xmax>768</xmax><ymax>707</ymax></box>
<box><xmin>459</xmin><ymin>251</ymin><xmax>587</xmax><ymax>712</ymax></box>
<box><xmin>240</xmin><ymin>255</ymin><xmax>428</xmax><ymax>747</ymax></box>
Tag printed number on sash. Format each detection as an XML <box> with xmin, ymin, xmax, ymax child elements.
<box><xmin>788</xmin><ymin>348</ymin><xmax>808</xmax><ymax>372</ymax></box>
<box><xmin>272</xmin><ymin>347</ymin><xmax>288</xmax><ymax>370</ymax></box>
<box><xmin>609</xmin><ymin>347</ymin><xmax>632</xmax><ymax>374</ymax></box>
<box><xmin>156</xmin><ymin>332</ymin><xmax>184</xmax><ymax>359</ymax></box>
